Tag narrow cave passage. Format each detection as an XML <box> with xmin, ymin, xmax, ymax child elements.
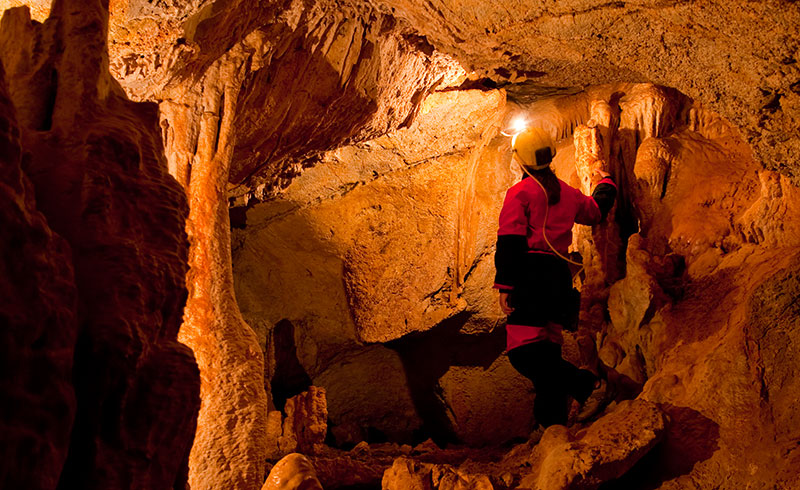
<box><xmin>385</xmin><ymin>312</ymin><xmax>511</xmax><ymax>447</ymax></box>
<box><xmin>230</xmin><ymin>78</ymin><xmax>800</xmax><ymax>490</ymax></box>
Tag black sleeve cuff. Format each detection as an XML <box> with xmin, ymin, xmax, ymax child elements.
<box><xmin>495</xmin><ymin>234</ymin><xmax>527</xmax><ymax>289</ymax></box>
<box><xmin>592</xmin><ymin>180</ymin><xmax>617</xmax><ymax>221</ymax></box>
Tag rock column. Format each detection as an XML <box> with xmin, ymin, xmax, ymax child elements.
<box><xmin>160</xmin><ymin>36</ymin><xmax>269</xmax><ymax>490</ymax></box>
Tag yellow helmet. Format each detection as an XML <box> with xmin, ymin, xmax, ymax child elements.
<box><xmin>512</xmin><ymin>127</ymin><xmax>555</xmax><ymax>170</ymax></box>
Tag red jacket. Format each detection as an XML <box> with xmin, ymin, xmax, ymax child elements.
<box><xmin>494</xmin><ymin>175</ymin><xmax>616</xmax><ymax>291</ymax></box>
<box><xmin>494</xmin><ymin>175</ymin><xmax>617</xmax><ymax>350</ymax></box>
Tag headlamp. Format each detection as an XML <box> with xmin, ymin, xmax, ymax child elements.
<box><xmin>501</xmin><ymin>115</ymin><xmax>528</xmax><ymax>137</ymax></box>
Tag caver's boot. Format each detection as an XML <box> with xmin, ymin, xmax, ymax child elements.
<box><xmin>576</xmin><ymin>377</ymin><xmax>614</xmax><ymax>422</ymax></box>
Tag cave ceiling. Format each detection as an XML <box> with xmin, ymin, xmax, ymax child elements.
<box><xmin>6</xmin><ymin>0</ymin><xmax>798</xmax><ymax>194</ymax></box>
<box><xmin>103</xmin><ymin>0</ymin><xmax>800</xmax><ymax>194</ymax></box>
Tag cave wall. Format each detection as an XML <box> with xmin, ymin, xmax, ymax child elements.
<box><xmin>152</xmin><ymin>0</ymin><xmax>469</xmax><ymax>487</ymax></box>
<box><xmin>1</xmin><ymin>0</ymin><xmax>799</xmax><ymax>488</ymax></box>
<box><xmin>0</xmin><ymin>57</ymin><xmax>77</xmax><ymax>490</ymax></box>
<box><xmin>96</xmin><ymin>0</ymin><xmax>800</xmax><ymax>191</ymax></box>
<box><xmin>234</xmin><ymin>80</ymin><xmax>800</xmax><ymax>488</ymax></box>
<box><xmin>232</xmin><ymin>88</ymin><xmax>541</xmax><ymax>446</ymax></box>
<box><xmin>0</xmin><ymin>2</ymin><xmax>199</xmax><ymax>488</ymax></box>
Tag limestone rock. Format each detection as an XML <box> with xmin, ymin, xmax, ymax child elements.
<box><xmin>232</xmin><ymin>88</ymin><xmax>512</xmax><ymax>446</ymax></box>
<box><xmin>282</xmin><ymin>387</ymin><xmax>329</xmax><ymax>455</ymax></box>
<box><xmin>314</xmin><ymin>346</ymin><xmax>420</xmax><ymax>446</ymax></box>
<box><xmin>267</xmin><ymin>387</ymin><xmax>331</xmax><ymax>459</ymax></box>
<box><xmin>737</xmin><ymin>171</ymin><xmax>800</xmax><ymax>248</ymax></box>
<box><xmin>0</xmin><ymin>1</ymin><xmax>48</xmax><ymax>20</ymax></box>
<box><xmin>367</xmin><ymin>1</ymin><xmax>800</xmax><ymax>185</ymax></box>
<box><xmin>102</xmin><ymin>0</ymin><xmax>800</xmax><ymax>190</ymax></box>
<box><xmin>639</xmin><ymin>249</ymin><xmax>800</xmax><ymax>488</ymax></box>
<box><xmin>233</xmin><ymin>88</ymin><xmax>507</xmax><ymax>347</ymax></box>
<box><xmin>106</xmin><ymin>0</ymin><xmax>467</xmax><ymax>199</ymax></box>
<box><xmin>607</xmin><ymin>235</ymin><xmax>670</xmax><ymax>383</ymax></box>
<box><xmin>573</xmin><ymin>122</ymin><xmax>606</xmax><ymax>195</ymax></box>
<box><xmin>266</xmin><ymin>410</ymin><xmax>287</xmax><ymax>460</ymax></box>
<box><xmin>0</xmin><ymin>59</ymin><xmax>77</xmax><ymax>490</ymax></box>
<box><xmin>437</xmin><ymin>355</ymin><xmax>535</xmax><ymax>446</ymax></box>
<box><xmin>312</xmin><ymin>454</ymin><xmax>388</xmax><ymax>489</ymax></box>
<box><xmin>0</xmin><ymin>2</ymin><xmax>199</xmax><ymax>488</ymax></box>
<box><xmin>166</xmin><ymin>41</ymin><xmax>269</xmax><ymax>490</ymax></box>
<box><xmin>132</xmin><ymin>15</ymin><xmax>471</xmax><ymax>484</ymax></box>
<box><xmin>382</xmin><ymin>457</ymin><xmax>493</xmax><ymax>490</ymax></box>
<box><xmin>310</xmin><ymin>443</ymin><xmax>416</xmax><ymax>489</ymax></box>
<box><xmin>262</xmin><ymin>453</ymin><xmax>323</xmax><ymax>490</ymax></box>
<box><xmin>533</xmin><ymin>400</ymin><xmax>667</xmax><ymax>490</ymax></box>
<box><xmin>3</xmin><ymin>2</ymin><xmax>800</xmax><ymax>488</ymax></box>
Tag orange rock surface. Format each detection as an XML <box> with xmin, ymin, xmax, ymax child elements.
<box><xmin>235</xmin><ymin>81</ymin><xmax>800</xmax><ymax>489</ymax></box>
<box><xmin>2</xmin><ymin>1</ymin><xmax>800</xmax><ymax>489</ymax></box>
<box><xmin>262</xmin><ymin>453</ymin><xmax>323</xmax><ymax>490</ymax></box>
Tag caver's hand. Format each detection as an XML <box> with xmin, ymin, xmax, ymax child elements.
<box><xmin>499</xmin><ymin>292</ymin><xmax>514</xmax><ymax>315</ymax></box>
<box><xmin>594</xmin><ymin>167</ymin><xmax>610</xmax><ymax>179</ymax></box>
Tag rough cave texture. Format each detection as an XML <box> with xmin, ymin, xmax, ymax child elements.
<box><xmin>0</xmin><ymin>1</ymin><xmax>198</xmax><ymax>489</ymax></box>
<box><xmin>376</xmin><ymin>0</ymin><xmax>800</xmax><ymax>186</ymax></box>
<box><xmin>151</xmin><ymin>1</ymin><xmax>465</xmax><ymax>487</ymax></box>
<box><xmin>0</xmin><ymin>59</ymin><xmax>77</xmax><ymax>490</ymax></box>
<box><xmin>234</xmin><ymin>79</ymin><xmax>800</xmax><ymax>489</ymax></box>
<box><xmin>2</xmin><ymin>0</ymin><xmax>800</xmax><ymax>489</ymax></box>
<box><xmin>103</xmin><ymin>0</ymin><xmax>800</xmax><ymax>189</ymax></box>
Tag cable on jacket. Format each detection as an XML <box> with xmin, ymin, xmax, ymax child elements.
<box><xmin>516</xmin><ymin>162</ymin><xmax>585</xmax><ymax>275</ymax></box>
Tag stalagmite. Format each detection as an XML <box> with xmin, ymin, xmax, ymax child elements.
<box><xmin>279</xmin><ymin>387</ymin><xmax>329</xmax><ymax>456</ymax></box>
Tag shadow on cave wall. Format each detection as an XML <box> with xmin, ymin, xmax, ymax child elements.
<box><xmin>600</xmin><ymin>404</ymin><xmax>720</xmax><ymax>490</ymax></box>
<box><xmin>386</xmin><ymin>313</ymin><xmax>508</xmax><ymax>447</ymax></box>
<box><xmin>271</xmin><ymin>319</ymin><xmax>313</xmax><ymax>412</ymax></box>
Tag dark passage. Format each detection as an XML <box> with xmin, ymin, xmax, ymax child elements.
<box><xmin>271</xmin><ymin>319</ymin><xmax>312</xmax><ymax>412</ymax></box>
<box><xmin>387</xmin><ymin>312</ymin><xmax>508</xmax><ymax>447</ymax></box>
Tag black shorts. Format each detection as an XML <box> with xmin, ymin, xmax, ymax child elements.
<box><xmin>507</xmin><ymin>252</ymin><xmax>577</xmax><ymax>329</ymax></box>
